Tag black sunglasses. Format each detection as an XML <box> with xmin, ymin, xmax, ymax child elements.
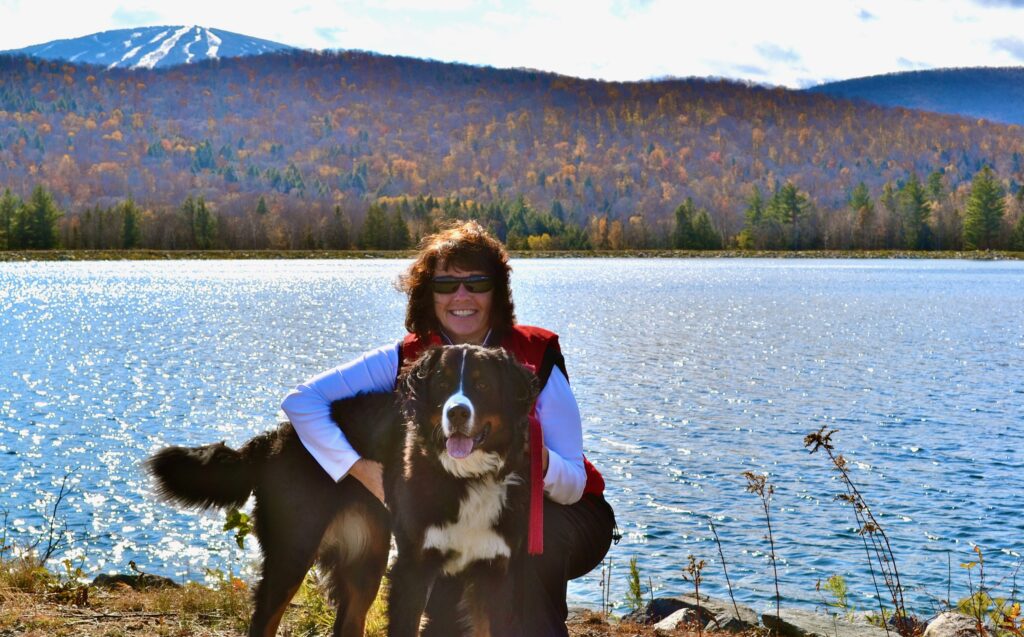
<box><xmin>431</xmin><ymin>275</ymin><xmax>495</xmax><ymax>294</ymax></box>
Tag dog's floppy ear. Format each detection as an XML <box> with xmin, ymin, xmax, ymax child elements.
<box><xmin>399</xmin><ymin>346</ymin><xmax>445</xmax><ymax>419</ymax></box>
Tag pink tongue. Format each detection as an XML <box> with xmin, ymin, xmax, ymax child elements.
<box><xmin>446</xmin><ymin>435</ymin><xmax>474</xmax><ymax>459</ymax></box>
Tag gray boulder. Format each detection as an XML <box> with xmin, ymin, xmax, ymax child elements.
<box><xmin>654</xmin><ymin>608</ymin><xmax>702</xmax><ymax>631</ymax></box>
<box><xmin>762</xmin><ymin>608</ymin><xmax>890</xmax><ymax>637</ymax></box>
<box><xmin>622</xmin><ymin>594</ymin><xmax>757</xmax><ymax>632</ymax></box>
<box><xmin>922</xmin><ymin>612</ymin><xmax>984</xmax><ymax>637</ymax></box>
<box><xmin>675</xmin><ymin>593</ymin><xmax>760</xmax><ymax>632</ymax></box>
<box><xmin>622</xmin><ymin>597</ymin><xmax>694</xmax><ymax>624</ymax></box>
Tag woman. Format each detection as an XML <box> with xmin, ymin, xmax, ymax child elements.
<box><xmin>281</xmin><ymin>220</ymin><xmax>614</xmax><ymax>636</ymax></box>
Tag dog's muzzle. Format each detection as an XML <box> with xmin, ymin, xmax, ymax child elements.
<box><xmin>442</xmin><ymin>392</ymin><xmax>475</xmax><ymax>437</ymax></box>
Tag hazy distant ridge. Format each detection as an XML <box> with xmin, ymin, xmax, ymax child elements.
<box><xmin>809</xmin><ymin>67</ymin><xmax>1024</xmax><ymax>126</ymax></box>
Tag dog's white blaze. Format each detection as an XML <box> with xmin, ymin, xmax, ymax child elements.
<box><xmin>441</xmin><ymin>350</ymin><xmax>475</xmax><ymax>437</ymax></box>
<box><xmin>439</xmin><ymin>449</ymin><xmax>504</xmax><ymax>477</ymax></box>
<box><xmin>319</xmin><ymin>509</ymin><xmax>372</xmax><ymax>565</ymax></box>
<box><xmin>422</xmin><ymin>474</ymin><xmax>520</xmax><ymax>575</ymax></box>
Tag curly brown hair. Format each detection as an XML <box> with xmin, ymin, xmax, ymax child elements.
<box><xmin>399</xmin><ymin>220</ymin><xmax>515</xmax><ymax>339</ymax></box>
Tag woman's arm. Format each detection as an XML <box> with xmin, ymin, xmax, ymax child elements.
<box><xmin>536</xmin><ymin>366</ymin><xmax>587</xmax><ymax>505</ymax></box>
<box><xmin>280</xmin><ymin>343</ymin><xmax>399</xmax><ymax>484</ymax></box>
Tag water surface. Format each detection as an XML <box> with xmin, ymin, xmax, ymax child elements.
<box><xmin>1</xmin><ymin>258</ymin><xmax>1022</xmax><ymax>613</ymax></box>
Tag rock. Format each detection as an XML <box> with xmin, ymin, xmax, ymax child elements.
<box><xmin>674</xmin><ymin>593</ymin><xmax>760</xmax><ymax>632</ymax></box>
<box><xmin>92</xmin><ymin>572</ymin><xmax>180</xmax><ymax>590</ymax></box>
<box><xmin>762</xmin><ymin>608</ymin><xmax>890</xmax><ymax>637</ymax></box>
<box><xmin>923</xmin><ymin>612</ymin><xmax>984</xmax><ymax>637</ymax></box>
<box><xmin>622</xmin><ymin>594</ymin><xmax>755</xmax><ymax>631</ymax></box>
<box><xmin>654</xmin><ymin>608</ymin><xmax>701</xmax><ymax>631</ymax></box>
<box><xmin>622</xmin><ymin>597</ymin><xmax>690</xmax><ymax>624</ymax></box>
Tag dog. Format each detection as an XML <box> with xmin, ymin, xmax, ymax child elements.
<box><xmin>146</xmin><ymin>344</ymin><xmax>538</xmax><ymax>637</ymax></box>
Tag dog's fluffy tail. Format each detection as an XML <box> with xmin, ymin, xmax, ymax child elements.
<box><xmin>145</xmin><ymin>432</ymin><xmax>276</xmax><ymax>510</ymax></box>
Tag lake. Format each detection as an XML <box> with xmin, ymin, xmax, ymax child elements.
<box><xmin>1</xmin><ymin>258</ymin><xmax>1022</xmax><ymax>615</ymax></box>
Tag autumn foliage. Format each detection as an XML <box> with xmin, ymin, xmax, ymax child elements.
<box><xmin>2</xmin><ymin>50</ymin><xmax>1024</xmax><ymax>250</ymax></box>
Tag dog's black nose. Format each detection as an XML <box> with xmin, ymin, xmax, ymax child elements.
<box><xmin>446</xmin><ymin>404</ymin><xmax>470</xmax><ymax>429</ymax></box>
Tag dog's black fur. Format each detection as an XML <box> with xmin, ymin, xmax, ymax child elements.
<box><xmin>146</xmin><ymin>344</ymin><xmax>538</xmax><ymax>637</ymax></box>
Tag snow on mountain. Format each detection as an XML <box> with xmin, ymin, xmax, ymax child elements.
<box><xmin>1</xmin><ymin>26</ymin><xmax>296</xmax><ymax>69</ymax></box>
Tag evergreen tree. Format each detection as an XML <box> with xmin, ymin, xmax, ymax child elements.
<box><xmin>768</xmin><ymin>182</ymin><xmax>808</xmax><ymax>250</ymax></box>
<box><xmin>927</xmin><ymin>171</ymin><xmax>945</xmax><ymax>203</ymax></box>
<box><xmin>120</xmin><ymin>199</ymin><xmax>142</xmax><ymax>249</ymax></box>
<box><xmin>13</xmin><ymin>185</ymin><xmax>62</xmax><ymax>249</ymax></box>
<box><xmin>737</xmin><ymin>186</ymin><xmax>765</xmax><ymax>249</ymax></box>
<box><xmin>898</xmin><ymin>174</ymin><xmax>931</xmax><ymax>249</ymax></box>
<box><xmin>284</xmin><ymin>163</ymin><xmax>305</xmax><ymax>194</ymax></box>
<box><xmin>327</xmin><ymin>205</ymin><xmax>352</xmax><ymax>250</ymax></box>
<box><xmin>193</xmin><ymin>197</ymin><xmax>217</xmax><ymax>250</ymax></box>
<box><xmin>181</xmin><ymin>196</ymin><xmax>217</xmax><ymax>249</ymax></box>
<box><xmin>1011</xmin><ymin>213</ymin><xmax>1024</xmax><ymax>251</ymax></box>
<box><xmin>506</xmin><ymin>196</ymin><xmax>530</xmax><ymax>239</ymax></box>
<box><xmin>360</xmin><ymin>203</ymin><xmax>389</xmax><ymax>249</ymax></box>
<box><xmin>0</xmin><ymin>188</ymin><xmax>23</xmax><ymax>250</ymax></box>
<box><xmin>388</xmin><ymin>207</ymin><xmax>411</xmax><ymax>249</ymax></box>
<box><xmin>691</xmin><ymin>210</ymin><xmax>723</xmax><ymax>249</ymax></box>
<box><xmin>963</xmin><ymin>166</ymin><xmax>1005</xmax><ymax>250</ymax></box>
<box><xmin>671</xmin><ymin>198</ymin><xmax>697</xmax><ymax>249</ymax></box>
<box><xmin>671</xmin><ymin>199</ymin><xmax>721</xmax><ymax>249</ymax></box>
<box><xmin>255</xmin><ymin>195</ymin><xmax>269</xmax><ymax>216</ymax></box>
<box><xmin>879</xmin><ymin>181</ymin><xmax>899</xmax><ymax>248</ymax></box>
<box><xmin>191</xmin><ymin>140</ymin><xmax>215</xmax><ymax>172</ymax></box>
<box><xmin>745</xmin><ymin>186</ymin><xmax>765</xmax><ymax>226</ymax></box>
<box><xmin>550</xmin><ymin>199</ymin><xmax>565</xmax><ymax>222</ymax></box>
<box><xmin>849</xmin><ymin>182</ymin><xmax>875</xmax><ymax>249</ymax></box>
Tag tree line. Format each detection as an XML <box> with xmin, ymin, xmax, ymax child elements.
<box><xmin>2</xmin><ymin>166</ymin><xmax>1023</xmax><ymax>251</ymax></box>
<box><xmin>5</xmin><ymin>50</ymin><xmax>1024</xmax><ymax>243</ymax></box>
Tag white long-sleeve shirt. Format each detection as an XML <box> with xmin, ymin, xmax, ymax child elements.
<box><xmin>281</xmin><ymin>342</ymin><xmax>587</xmax><ymax>504</ymax></box>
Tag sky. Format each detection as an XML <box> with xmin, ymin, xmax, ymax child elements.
<box><xmin>2</xmin><ymin>0</ymin><xmax>1024</xmax><ymax>88</ymax></box>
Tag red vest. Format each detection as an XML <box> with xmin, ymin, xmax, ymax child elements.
<box><xmin>399</xmin><ymin>325</ymin><xmax>605</xmax><ymax>554</ymax></box>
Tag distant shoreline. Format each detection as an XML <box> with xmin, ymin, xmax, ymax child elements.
<box><xmin>1</xmin><ymin>249</ymin><xmax>1022</xmax><ymax>262</ymax></box>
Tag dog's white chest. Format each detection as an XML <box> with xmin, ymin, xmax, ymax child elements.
<box><xmin>422</xmin><ymin>475</ymin><xmax>516</xmax><ymax>575</ymax></box>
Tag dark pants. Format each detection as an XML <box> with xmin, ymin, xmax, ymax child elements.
<box><xmin>421</xmin><ymin>493</ymin><xmax>616</xmax><ymax>637</ymax></box>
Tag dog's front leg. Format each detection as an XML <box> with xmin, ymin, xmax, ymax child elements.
<box><xmin>462</xmin><ymin>560</ymin><xmax>513</xmax><ymax>637</ymax></box>
<box><xmin>387</xmin><ymin>555</ymin><xmax>441</xmax><ymax>637</ymax></box>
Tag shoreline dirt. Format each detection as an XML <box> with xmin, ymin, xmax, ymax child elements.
<box><xmin>0</xmin><ymin>583</ymin><xmax>733</xmax><ymax>637</ymax></box>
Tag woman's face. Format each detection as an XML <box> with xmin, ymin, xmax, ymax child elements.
<box><xmin>432</xmin><ymin>264</ymin><xmax>494</xmax><ymax>344</ymax></box>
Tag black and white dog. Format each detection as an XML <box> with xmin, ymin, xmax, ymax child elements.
<box><xmin>147</xmin><ymin>344</ymin><xmax>538</xmax><ymax>637</ymax></box>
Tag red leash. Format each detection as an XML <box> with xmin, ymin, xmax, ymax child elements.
<box><xmin>527</xmin><ymin>414</ymin><xmax>544</xmax><ymax>555</ymax></box>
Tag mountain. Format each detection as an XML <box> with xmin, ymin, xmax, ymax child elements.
<box><xmin>0</xmin><ymin>26</ymin><xmax>295</xmax><ymax>69</ymax></box>
<box><xmin>1</xmin><ymin>50</ymin><xmax>1023</xmax><ymax>251</ymax></box>
<box><xmin>808</xmin><ymin>67</ymin><xmax>1024</xmax><ymax>126</ymax></box>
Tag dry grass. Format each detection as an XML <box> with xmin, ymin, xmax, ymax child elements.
<box><xmin>0</xmin><ymin>576</ymin><xmax>744</xmax><ymax>637</ymax></box>
<box><xmin>1</xmin><ymin>544</ymin><xmax>740</xmax><ymax>636</ymax></box>
<box><xmin>0</xmin><ymin>554</ymin><xmax>251</xmax><ymax>636</ymax></box>
<box><xmin>0</xmin><ymin>554</ymin><xmax>395</xmax><ymax>637</ymax></box>
<box><xmin>0</xmin><ymin>597</ymin><xmax>753</xmax><ymax>637</ymax></box>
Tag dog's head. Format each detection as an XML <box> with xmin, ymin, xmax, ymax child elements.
<box><xmin>400</xmin><ymin>344</ymin><xmax>538</xmax><ymax>477</ymax></box>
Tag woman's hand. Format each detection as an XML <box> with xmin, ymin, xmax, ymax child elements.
<box><xmin>347</xmin><ymin>458</ymin><xmax>385</xmax><ymax>504</ymax></box>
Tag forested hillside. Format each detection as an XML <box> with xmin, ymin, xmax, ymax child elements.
<box><xmin>2</xmin><ymin>50</ymin><xmax>1024</xmax><ymax>250</ymax></box>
